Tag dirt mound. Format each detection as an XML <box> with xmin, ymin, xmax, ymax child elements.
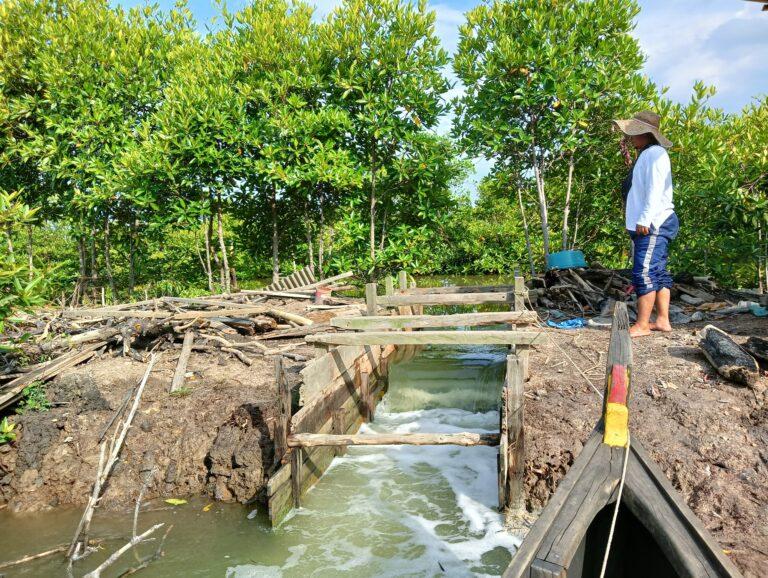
<box><xmin>0</xmin><ymin>346</ymin><xmax>310</xmax><ymax>513</ymax></box>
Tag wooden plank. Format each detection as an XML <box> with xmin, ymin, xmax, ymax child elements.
<box><xmin>163</xmin><ymin>296</ymin><xmax>255</xmax><ymax>309</ymax></box>
<box><xmin>623</xmin><ymin>441</ymin><xmax>743</xmax><ymax>578</ymax></box>
<box><xmin>305</xmin><ymin>330</ymin><xmax>547</xmax><ymax>347</ymax></box>
<box><xmin>379</xmin><ymin>292</ymin><xmax>514</xmax><ymax>307</ymax></box>
<box><xmin>170</xmin><ymin>331</ymin><xmax>194</xmax><ymax>393</ymax></box>
<box><xmin>288</xmin><ymin>432</ymin><xmax>501</xmax><ymax>447</ymax></box>
<box><xmin>331</xmin><ymin>311</ymin><xmax>538</xmax><ymax>331</ymax></box>
<box><xmin>273</xmin><ymin>356</ymin><xmax>292</xmax><ymax>468</ymax></box>
<box><xmin>365</xmin><ymin>282</ymin><xmax>378</xmax><ymax>316</ymax></box>
<box><xmin>63</xmin><ymin>309</ymin><xmax>169</xmax><ymax>320</ymax></box>
<box><xmin>0</xmin><ymin>342</ymin><xmax>107</xmax><ymax>410</ymax></box>
<box><xmin>169</xmin><ymin>306</ymin><xmax>268</xmax><ymax>320</ymax></box>
<box><xmin>506</xmin><ymin>353</ymin><xmax>525</xmax><ymax>512</ymax></box>
<box><xmin>403</xmin><ymin>284</ymin><xmax>520</xmax><ymax>295</ymax></box>
<box><xmin>502</xmin><ymin>431</ymin><xmax>603</xmax><ymax>577</ymax></box>
<box><xmin>298</xmin><ymin>345</ymin><xmax>375</xmax><ymax>405</ymax></box>
<box><xmin>602</xmin><ymin>302</ymin><xmax>632</xmax><ymax>447</ymax></box>
<box><xmin>243</xmin><ymin>290</ymin><xmax>312</xmax><ymax>300</ymax></box>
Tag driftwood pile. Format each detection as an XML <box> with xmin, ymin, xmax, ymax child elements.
<box><xmin>0</xmin><ymin>274</ymin><xmax>357</xmax><ymax>411</ymax></box>
<box><xmin>533</xmin><ymin>265</ymin><xmax>763</xmax><ymax>325</ymax></box>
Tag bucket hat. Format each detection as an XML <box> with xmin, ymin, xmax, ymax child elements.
<box><xmin>613</xmin><ymin>111</ymin><xmax>672</xmax><ymax>148</ymax></box>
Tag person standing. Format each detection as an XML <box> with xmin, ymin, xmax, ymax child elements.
<box><xmin>613</xmin><ymin>111</ymin><xmax>679</xmax><ymax>338</ymax></box>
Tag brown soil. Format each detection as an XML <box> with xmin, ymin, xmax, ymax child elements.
<box><xmin>524</xmin><ymin>313</ymin><xmax>768</xmax><ymax>577</ymax></box>
<box><xmin>0</xmin><ymin>297</ymin><xmax>340</xmax><ymax>514</ymax></box>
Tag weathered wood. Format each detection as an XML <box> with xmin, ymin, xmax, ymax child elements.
<box><xmin>602</xmin><ymin>302</ymin><xmax>632</xmax><ymax>447</ymax></box>
<box><xmin>699</xmin><ymin>325</ymin><xmax>759</xmax><ymax>386</ymax></box>
<box><xmin>63</xmin><ymin>309</ymin><xmax>169</xmax><ymax>320</ymax></box>
<box><xmin>169</xmin><ymin>331</ymin><xmax>194</xmax><ymax>393</ymax></box>
<box><xmin>288</xmin><ymin>432</ymin><xmax>500</xmax><ymax>447</ymax></box>
<box><xmin>273</xmin><ymin>356</ymin><xmax>292</xmax><ymax>468</ymax></box>
<box><xmin>402</xmin><ymin>284</ymin><xmax>524</xmax><ymax>295</ymax></box>
<box><xmin>170</xmin><ymin>306</ymin><xmax>268</xmax><ymax>320</ymax></box>
<box><xmin>299</xmin><ymin>345</ymin><xmax>380</xmax><ymax>405</ymax></box>
<box><xmin>505</xmin><ymin>354</ymin><xmax>525</xmax><ymax>512</ymax></box>
<box><xmin>0</xmin><ymin>342</ymin><xmax>107</xmax><ymax>411</ymax></box>
<box><xmin>379</xmin><ymin>292</ymin><xmax>514</xmax><ymax>307</ymax></box>
<box><xmin>331</xmin><ymin>311</ymin><xmax>538</xmax><ymax>331</ymax></box>
<box><xmin>163</xmin><ymin>296</ymin><xmax>255</xmax><ymax>309</ymax></box>
<box><xmin>360</xmin><ymin>371</ymin><xmax>372</xmax><ymax>421</ymax></box>
<box><xmin>384</xmin><ymin>276</ymin><xmax>394</xmax><ymax>296</ymax></box>
<box><xmin>306</xmin><ymin>330</ymin><xmax>547</xmax><ymax>347</ymax></box>
<box><xmin>290</xmin><ymin>447</ymin><xmax>302</xmax><ymax>508</ymax></box>
<box><xmin>365</xmin><ymin>282</ymin><xmax>378</xmax><ymax>316</ymax></box>
<box><xmin>243</xmin><ymin>290</ymin><xmax>313</xmax><ymax>300</ymax></box>
<box><xmin>40</xmin><ymin>326</ymin><xmax>121</xmax><ymax>353</ymax></box>
<box><xmin>258</xmin><ymin>323</ymin><xmax>330</xmax><ymax>341</ymax></box>
<box><xmin>514</xmin><ymin>276</ymin><xmax>526</xmax><ymax>311</ymax></box>
<box><xmin>745</xmin><ymin>336</ymin><xmax>768</xmax><ymax>362</ymax></box>
<box><xmin>398</xmin><ymin>271</ymin><xmax>408</xmax><ymax>291</ymax></box>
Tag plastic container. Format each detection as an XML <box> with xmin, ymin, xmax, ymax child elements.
<box><xmin>547</xmin><ymin>249</ymin><xmax>588</xmax><ymax>271</ymax></box>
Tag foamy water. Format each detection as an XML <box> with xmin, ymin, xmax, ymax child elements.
<box><xmin>228</xmin><ymin>344</ymin><xmax>518</xmax><ymax>577</ymax></box>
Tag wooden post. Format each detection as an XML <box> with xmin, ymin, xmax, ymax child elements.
<box><xmin>360</xmin><ymin>371</ymin><xmax>372</xmax><ymax>421</ymax></box>
<box><xmin>384</xmin><ymin>276</ymin><xmax>394</xmax><ymax>297</ymax></box>
<box><xmin>273</xmin><ymin>355</ymin><xmax>292</xmax><ymax>468</ymax></box>
<box><xmin>170</xmin><ymin>331</ymin><xmax>194</xmax><ymax>393</ymax></box>
<box><xmin>514</xmin><ymin>276</ymin><xmax>525</xmax><ymax>311</ymax></box>
<box><xmin>500</xmin><ymin>353</ymin><xmax>525</xmax><ymax>512</ymax></box>
<box><xmin>398</xmin><ymin>270</ymin><xmax>408</xmax><ymax>291</ymax></box>
<box><xmin>291</xmin><ymin>447</ymin><xmax>302</xmax><ymax>508</ymax></box>
<box><xmin>602</xmin><ymin>302</ymin><xmax>632</xmax><ymax>447</ymax></box>
<box><xmin>365</xmin><ymin>282</ymin><xmax>378</xmax><ymax>317</ymax></box>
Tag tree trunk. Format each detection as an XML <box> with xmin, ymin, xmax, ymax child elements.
<box><xmin>128</xmin><ymin>218</ymin><xmax>136</xmax><ymax>292</ymax></box>
<box><xmin>532</xmin><ymin>152</ymin><xmax>550</xmax><ymax>261</ymax></box>
<box><xmin>26</xmin><ymin>223</ymin><xmax>33</xmax><ymax>278</ymax></box>
<box><xmin>103</xmin><ymin>214</ymin><xmax>116</xmax><ymax>302</ymax></box>
<box><xmin>571</xmin><ymin>200</ymin><xmax>581</xmax><ymax>251</ymax></box>
<box><xmin>758</xmin><ymin>224</ymin><xmax>765</xmax><ymax>294</ymax></box>
<box><xmin>216</xmin><ymin>191</ymin><xmax>230</xmax><ymax>293</ymax></box>
<box><xmin>517</xmin><ymin>187</ymin><xmax>536</xmax><ymax>277</ymax></box>
<box><xmin>271</xmin><ymin>186</ymin><xmax>279</xmax><ymax>283</ymax></box>
<box><xmin>306</xmin><ymin>219</ymin><xmax>314</xmax><ymax>276</ymax></box>
<box><xmin>369</xmin><ymin>141</ymin><xmax>377</xmax><ymax>267</ymax></box>
<box><xmin>207</xmin><ymin>211</ymin><xmax>222</xmax><ymax>292</ymax></box>
<box><xmin>203</xmin><ymin>216</ymin><xmax>214</xmax><ymax>292</ymax></box>
<box><xmin>562</xmin><ymin>152</ymin><xmax>575</xmax><ymax>250</ymax></box>
<box><xmin>379</xmin><ymin>204</ymin><xmax>388</xmax><ymax>251</ymax></box>
<box><xmin>317</xmin><ymin>200</ymin><xmax>325</xmax><ymax>275</ymax></box>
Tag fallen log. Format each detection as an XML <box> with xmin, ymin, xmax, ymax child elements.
<box><xmin>265</xmin><ymin>308</ymin><xmax>313</xmax><ymax>326</ymax></box>
<box><xmin>287</xmin><ymin>432</ymin><xmax>501</xmax><ymax>447</ymax></box>
<box><xmin>39</xmin><ymin>326</ymin><xmax>121</xmax><ymax>353</ymax></box>
<box><xmin>745</xmin><ymin>336</ymin><xmax>768</xmax><ymax>363</ymax></box>
<box><xmin>699</xmin><ymin>325</ymin><xmax>759</xmax><ymax>386</ymax></box>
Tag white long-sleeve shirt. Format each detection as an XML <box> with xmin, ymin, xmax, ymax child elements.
<box><xmin>626</xmin><ymin>145</ymin><xmax>674</xmax><ymax>231</ymax></box>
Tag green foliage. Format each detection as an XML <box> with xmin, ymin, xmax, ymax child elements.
<box><xmin>0</xmin><ymin>417</ymin><xmax>17</xmax><ymax>444</ymax></box>
<box><xmin>0</xmin><ymin>0</ymin><xmax>764</xmax><ymax>302</ymax></box>
<box><xmin>16</xmin><ymin>381</ymin><xmax>51</xmax><ymax>414</ymax></box>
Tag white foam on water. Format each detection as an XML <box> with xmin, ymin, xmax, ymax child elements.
<box><xmin>227</xmin><ymin>346</ymin><xmax>518</xmax><ymax>577</ymax></box>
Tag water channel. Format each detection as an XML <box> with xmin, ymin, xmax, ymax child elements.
<box><xmin>2</xmin><ymin>292</ymin><xmax>519</xmax><ymax>577</ymax></box>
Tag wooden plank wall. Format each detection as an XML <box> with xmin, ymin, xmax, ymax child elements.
<box><xmin>267</xmin><ymin>343</ymin><xmax>396</xmax><ymax>525</ymax></box>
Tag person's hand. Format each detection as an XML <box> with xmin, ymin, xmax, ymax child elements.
<box><xmin>635</xmin><ymin>224</ymin><xmax>650</xmax><ymax>235</ymax></box>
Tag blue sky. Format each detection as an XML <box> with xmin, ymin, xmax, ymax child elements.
<box><xmin>119</xmin><ymin>0</ymin><xmax>767</xmax><ymax>190</ymax></box>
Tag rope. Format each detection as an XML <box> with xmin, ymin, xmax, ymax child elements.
<box><xmin>599</xmin><ymin>434</ymin><xmax>631</xmax><ymax>578</ymax></box>
<box><xmin>546</xmin><ymin>328</ymin><xmax>604</xmax><ymax>399</ymax></box>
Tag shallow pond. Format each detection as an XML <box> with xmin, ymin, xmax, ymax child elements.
<box><xmin>1</xmin><ymin>326</ymin><xmax>517</xmax><ymax>577</ymax></box>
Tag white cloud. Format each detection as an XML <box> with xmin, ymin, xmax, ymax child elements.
<box><xmin>634</xmin><ymin>1</ymin><xmax>768</xmax><ymax>111</ymax></box>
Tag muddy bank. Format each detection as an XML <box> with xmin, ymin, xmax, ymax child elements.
<box><xmin>524</xmin><ymin>313</ymin><xmax>768</xmax><ymax>577</ymax></box>
<box><xmin>0</xmin><ymin>341</ymin><xmax>313</xmax><ymax>513</ymax></box>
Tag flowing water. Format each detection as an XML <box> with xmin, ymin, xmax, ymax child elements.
<box><xmin>1</xmin><ymin>336</ymin><xmax>517</xmax><ymax>577</ymax></box>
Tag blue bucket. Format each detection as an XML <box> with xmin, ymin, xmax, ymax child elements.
<box><xmin>547</xmin><ymin>250</ymin><xmax>588</xmax><ymax>271</ymax></box>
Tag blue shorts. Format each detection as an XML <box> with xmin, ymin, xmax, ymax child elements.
<box><xmin>628</xmin><ymin>213</ymin><xmax>679</xmax><ymax>296</ymax></box>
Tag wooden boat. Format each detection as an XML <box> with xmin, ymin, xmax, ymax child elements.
<box><xmin>504</xmin><ymin>303</ymin><xmax>742</xmax><ymax>578</ymax></box>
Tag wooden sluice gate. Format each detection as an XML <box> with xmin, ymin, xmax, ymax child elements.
<box><xmin>266</xmin><ymin>271</ymin><xmax>536</xmax><ymax>526</ymax></box>
<box><xmin>265</xmin><ymin>271</ymin><xmax>738</xmax><ymax>578</ymax></box>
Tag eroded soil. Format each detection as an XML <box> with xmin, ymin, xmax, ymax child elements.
<box><xmin>524</xmin><ymin>313</ymin><xmax>768</xmax><ymax>577</ymax></box>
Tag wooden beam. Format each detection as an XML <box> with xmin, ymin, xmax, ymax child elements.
<box><xmin>365</xmin><ymin>282</ymin><xmax>378</xmax><ymax>316</ymax></box>
<box><xmin>273</xmin><ymin>356</ymin><xmax>292</xmax><ymax>468</ymax></box>
<box><xmin>505</xmin><ymin>354</ymin><xmax>525</xmax><ymax>511</ymax></box>
<box><xmin>602</xmin><ymin>302</ymin><xmax>632</xmax><ymax>447</ymax></box>
<box><xmin>305</xmin><ymin>330</ymin><xmax>546</xmax><ymax>347</ymax></box>
<box><xmin>403</xmin><ymin>284</ymin><xmax>519</xmax><ymax>295</ymax></box>
<box><xmin>379</xmin><ymin>292</ymin><xmax>515</xmax><ymax>307</ymax></box>
<box><xmin>288</xmin><ymin>432</ymin><xmax>500</xmax><ymax>447</ymax></box>
<box><xmin>331</xmin><ymin>311</ymin><xmax>538</xmax><ymax>331</ymax></box>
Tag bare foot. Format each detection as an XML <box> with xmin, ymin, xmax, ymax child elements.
<box><xmin>629</xmin><ymin>324</ymin><xmax>652</xmax><ymax>338</ymax></box>
<box><xmin>650</xmin><ymin>321</ymin><xmax>673</xmax><ymax>333</ymax></box>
